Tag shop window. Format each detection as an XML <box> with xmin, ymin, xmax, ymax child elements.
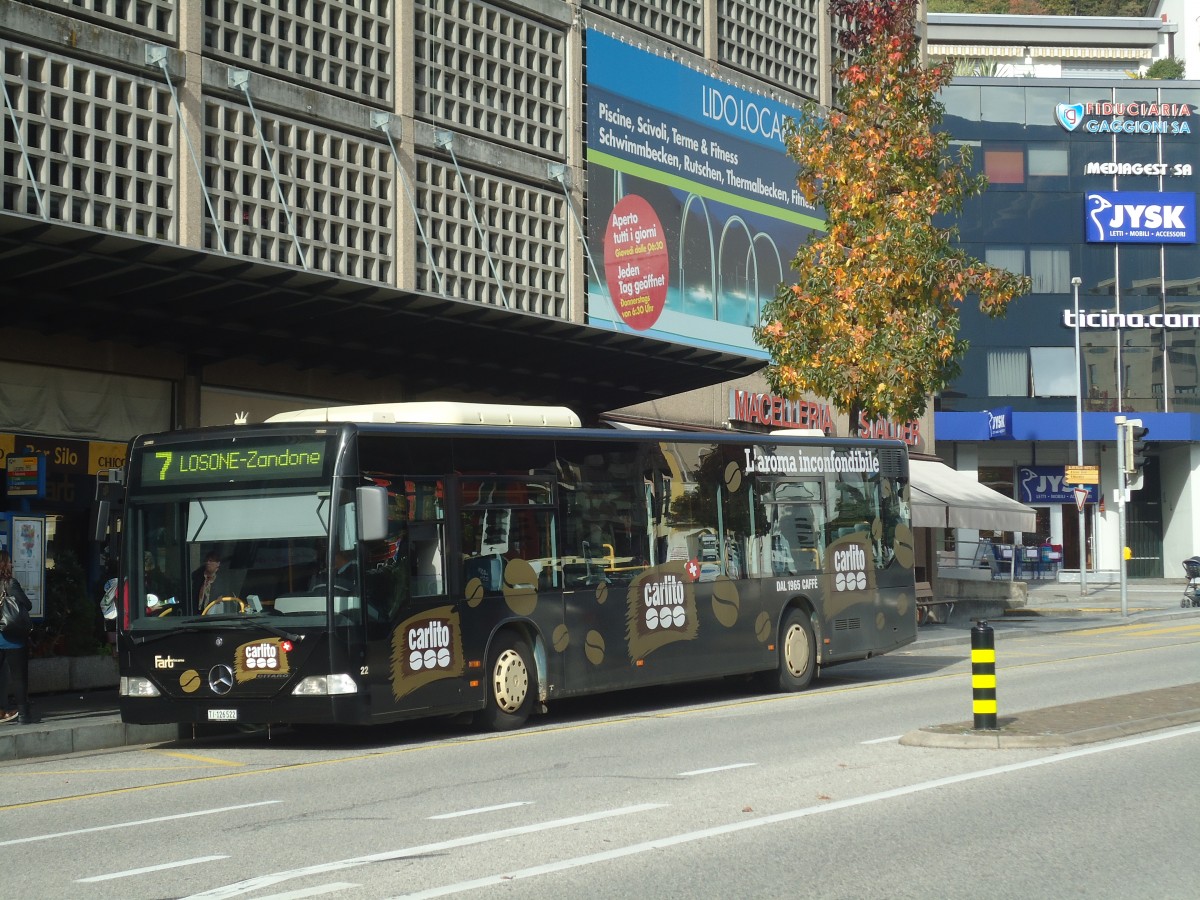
<box><xmin>1030</xmin><ymin>347</ymin><xmax>1077</xmax><ymax>397</ymax></box>
<box><xmin>983</xmin><ymin>148</ymin><xmax>1025</xmax><ymax>184</ymax></box>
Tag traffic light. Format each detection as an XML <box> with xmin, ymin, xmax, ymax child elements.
<box><xmin>1122</xmin><ymin>419</ymin><xmax>1149</xmax><ymax>475</ymax></box>
<box><xmin>1129</xmin><ymin>423</ymin><xmax>1150</xmax><ymax>476</ymax></box>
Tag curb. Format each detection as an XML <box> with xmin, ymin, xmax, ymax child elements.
<box><xmin>900</xmin><ymin>707</ymin><xmax>1200</xmax><ymax>750</ymax></box>
<box><xmin>0</xmin><ymin>720</ymin><xmax>177</xmax><ymax>762</ymax></box>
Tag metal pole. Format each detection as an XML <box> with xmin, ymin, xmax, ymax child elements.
<box><xmin>1115</xmin><ymin>415</ymin><xmax>1128</xmax><ymax>617</ymax></box>
<box><xmin>1072</xmin><ymin>276</ymin><xmax>1087</xmax><ymax>597</ymax></box>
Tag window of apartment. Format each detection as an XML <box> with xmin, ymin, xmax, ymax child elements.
<box><xmin>1030</xmin><ymin>248</ymin><xmax>1070</xmax><ymax>294</ymax></box>
<box><xmin>983</xmin><ymin>147</ymin><xmax>1025</xmax><ymax>184</ymax></box>
<box><xmin>1027</xmin><ymin>145</ymin><xmax>1068</xmax><ymax>177</ymax></box>
<box><xmin>1029</xmin><ymin>347</ymin><xmax>1077</xmax><ymax>397</ymax></box>
<box><xmin>985</xmin><ymin>246</ymin><xmax>1026</xmax><ymax>277</ymax></box>
<box><xmin>987</xmin><ymin>349</ymin><xmax>1028</xmax><ymax>397</ymax></box>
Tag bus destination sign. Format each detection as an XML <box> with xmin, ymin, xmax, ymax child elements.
<box><xmin>141</xmin><ymin>440</ymin><xmax>328</xmax><ymax>486</ymax></box>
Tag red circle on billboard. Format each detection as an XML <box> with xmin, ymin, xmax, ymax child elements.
<box><xmin>603</xmin><ymin>195</ymin><xmax>669</xmax><ymax>331</ymax></box>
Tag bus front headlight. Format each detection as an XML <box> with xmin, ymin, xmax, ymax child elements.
<box><xmin>120</xmin><ymin>676</ymin><xmax>161</xmax><ymax>697</ymax></box>
<box><xmin>292</xmin><ymin>674</ymin><xmax>358</xmax><ymax>696</ymax></box>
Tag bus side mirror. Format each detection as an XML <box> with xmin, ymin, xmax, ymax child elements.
<box><xmin>93</xmin><ymin>500</ymin><xmax>111</xmax><ymax>542</ymax></box>
<box><xmin>357</xmin><ymin>485</ymin><xmax>388</xmax><ymax>542</ymax></box>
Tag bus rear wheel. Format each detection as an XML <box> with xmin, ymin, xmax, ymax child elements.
<box><xmin>762</xmin><ymin>608</ymin><xmax>816</xmax><ymax>692</ymax></box>
<box><xmin>477</xmin><ymin>632</ymin><xmax>535</xmax><ymax>731</ymax></box>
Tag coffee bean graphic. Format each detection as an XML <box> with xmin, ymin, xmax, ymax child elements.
<box><xmin>584</xmin><ymin>630</ymin><xmax>605</xmax><ymax>665</ymax></box>
<box><xmin>595</xmin><ymin>581</ymin><xmax>608</xmax><ymax>605</ymax></box>
<box><xmin>552</xmin><ymin>624</ymin><xmax>570</xmax><ymax>652</ymax></box>
<box><xmin>755</xmin><ymin>611</ymin><xmax>771</xmax><ymax>643</ymax></box>
<box><xmin>465</xmin><ymin>577</ymin><xmax>484</xmax><ymax>607</ymax></box>
<box><xmin>710</xmin><ymin>578</ymin><xmax>740</xmax><ymax>628</ymax></box>
<box><xmin>180</xmin><ymin>669</ymin><xmax>201</xmax><ymax>693</ymax></box>
<box><xmin>724</xmin><ymin>461</ymin><xmax>742</xmax><ymax>493</ymax></box>
<box><xmin>502</xmin><ymin>558</ymin><xmax>538</xmax><ymax>616</ymax></box>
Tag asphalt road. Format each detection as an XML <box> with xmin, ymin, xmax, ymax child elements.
<box><xmin>2</xmin><ymin>616</ymin><xmax>1199</xmax><ymax>899</ymax></box>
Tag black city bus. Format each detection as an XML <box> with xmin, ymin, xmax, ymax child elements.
<box><xmin>113</xmin><ymin>403</ymin><xmax>918</xmax><ymax>731</ymax></box>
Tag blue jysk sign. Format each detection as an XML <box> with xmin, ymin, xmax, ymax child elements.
<box><xmin>1017</xmin><ymin>466</ymin><xmax>1097</xmax><ymax>505</ymax></box>
<box><xmin>986</xmin><ymin>406</ymin><xmax>1013</xmax><ymax>440</ymax></box>
<box><xmin>1085</xmin><ymin>191</ymin><xmax>1196</xmax><ymax>244</ymax></box>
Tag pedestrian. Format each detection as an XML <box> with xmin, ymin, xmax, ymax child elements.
<box><xmin>0</xmin><ymin>549</ymin><xmax>34</xmax><ymax>724</ymax></box>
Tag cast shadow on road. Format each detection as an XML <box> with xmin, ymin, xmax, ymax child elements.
<box><xmin>160</xmin><ymin>657</ymin><xmax>939</xmax><ymax>753</ymax></box>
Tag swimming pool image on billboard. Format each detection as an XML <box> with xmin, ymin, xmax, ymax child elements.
<box><xmin>592</xmin><ymin>167</ymin><xmax>795</xmax><ymax>336</ymax></box>
<box><xmin>584</xmin><ymin>29</ymin><xmax>824</xmax><ymax>355</ymax></box>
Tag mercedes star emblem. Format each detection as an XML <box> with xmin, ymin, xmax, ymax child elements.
<box><xmin>208</xmin><ymin>664</ymin><xmax>234</xmax><ymax>695</ymax></box>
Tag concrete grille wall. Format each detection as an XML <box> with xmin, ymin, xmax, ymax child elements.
<box><xmin>1</xmin><ymin>42</ymin><xmax>177</xmax><ymax>239</ymax></box>
<box><xmin>204</xmin><ymin>98</ymin><xmax>395</xmax><ymax>279</ymax></box>
<box><xmin>2</xmin><ymin>0</ymin><xmax>844</xmax><ymax>319</ymax></box>
<box><xmin>417</xmin><ymin>156</ymin><xmax>566</xmax><ymax>315</ymax></box>
<box><xmin>204</xmin><ymin>0</ymin><xmax>393</xmax><ymax>104</ymax></box>
<box><xmin>53</xmin><ymin>0</ymin><xmax>176</xmax><ymax>38</ymax></box>
<box><xmin>719</xmin><ymin>0</ymin><xmax>822</xmax><ymax>100</ymax></box>
<box><xmin>414</xmin><ymin>0</ymin><xmax>567</xmax><ymax>156</ymax></box>
<box><xmin>583</xmin><ymin>0</ymin><xmax>703</xmax><ymax>52</ymax></box>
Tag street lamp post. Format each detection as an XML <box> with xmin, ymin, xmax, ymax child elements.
<box><xmin>1072</xmin><ymin>275</ymin><xmax>1087</xmax><ymax>597</ymax></box>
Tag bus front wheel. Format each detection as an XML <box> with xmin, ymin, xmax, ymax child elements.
<box><xmin>477</xmin><ymin>631</ymin><xmax>535</xmax><ymax>731</ymax></box>
<box><xmin>764</xmin><ymin>608</ymin><xmax>816</xmax><ymax>692</ymax></box>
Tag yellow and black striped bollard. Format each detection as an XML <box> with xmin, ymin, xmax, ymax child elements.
<box><xmin>971</xmin><ymin>620</ymin><xmax>997</xmax><ymax>729</ymax></box>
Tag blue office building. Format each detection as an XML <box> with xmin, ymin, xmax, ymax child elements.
<box><xmin>935</xmin><ymin>78</ymin><xmax>1200</xmax><ymax>578</ymax></box>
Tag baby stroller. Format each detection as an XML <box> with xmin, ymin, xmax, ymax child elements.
<box><xmin>1182</xmin><ymin>557</ymin><xmax>1200</xmax><ymax>608</ymax></box>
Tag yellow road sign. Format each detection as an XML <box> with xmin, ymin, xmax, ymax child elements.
<box><xmin>1065</xmin><ymin>465</ymin><xmax>1099</xmax><ymax>484</ymax></box>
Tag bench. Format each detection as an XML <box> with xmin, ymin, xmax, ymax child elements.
<box><xmin>915</xmin><ymin>580</ymin><xmax>955</xmax><ymax>626</ymax></box>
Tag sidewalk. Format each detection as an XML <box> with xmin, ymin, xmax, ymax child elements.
<box><xmin>2</xmin><ymin>579</ymin><xmax>1198</xmax><ymax>761</ymax></box>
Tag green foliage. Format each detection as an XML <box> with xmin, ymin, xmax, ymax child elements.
<box><xmin>946</xmin><ymin>57</ymin><xmax>1000</xmax><ymax>77</ymax></box>
<box><xmin>1140</xmin><ymin>58</ymin><xmax>1187</xmax><ymax>80</ymax></box>
<box><xmin>928</xmin><ymin>0</ymin><xmax>1150</xmax><ymax>12</ymax></box>
<box><xmin>39</xmin><ymin>549</ymin><xmax>101</xmax><ymax>656</ymax></box>
<box><xmin>755</xmin><ymin>0</ymin><xmax>1030</xmax><ymax>424</ymax></box>
<box><xmin>926</xmin><ymin>0</ymin><xmax>1011</xmax><ymax>11</ymax></box>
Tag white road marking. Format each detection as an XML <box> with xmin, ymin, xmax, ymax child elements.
<box><xmin>429</xmin><ymin>801</ymin><xmax>531</xmax><ymax>819</ymax></box>
<box><xmin>676</xmin><ymin>763</ymin><xmax>756</xmax><ymax>777</ymax></box>
<box><xmin>389</xmin><ymin>723</ymin><xmax>1200</xmax><ymax>899</ymax></box>
<box><xmin>181</xmin><ymin>803</ymin><xmax>664</xmax><ymax>899</ymax></box>
<box><xmin>78</xmin><ymin>855</ymin><xmax>229</xmax><ymax>883</ymax></box>
<box><xmin>0</xmin><ymin>800</ymin><xmax>282</xmax><ymax>847</ymax></box>
<box><xmin>861</xmin><ymin>735</ymin><xmax>903</xmax><ymax>744</ymax></box>
<box><xmin>256</xmin><ymin>884</ymin><xmax>359</xmax><ymax>899</ymax></box>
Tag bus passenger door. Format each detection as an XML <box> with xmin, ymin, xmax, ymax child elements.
<box><xmin>362</xmin><ymin>477</ymin><xmax>468</xmax><ymax>719</ymax></box>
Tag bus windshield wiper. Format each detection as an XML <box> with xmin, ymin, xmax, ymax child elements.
<box><xmin>191</xmin><ymin>614</ymin><xmax>304</xmax><ymax>642</ymax></box>
<box><xmin>131</xmin><ymin>626</ymin><xmax>207</xmax><ymax>646</ymax></box>
<box><xmin>131</xmin><ymin>618</ymin><xmax>303</xmax><ymax>644</ymax></box>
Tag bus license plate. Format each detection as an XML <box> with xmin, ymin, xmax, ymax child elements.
<box><xmin>207</xmin><ymin>709</ymin><xmax>237</xmax><ymax>721</ymax></box>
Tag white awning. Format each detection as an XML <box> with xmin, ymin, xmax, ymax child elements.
<box><xmin>908</xmin><ymin>459</ymin><xmax>1037</xmax><ymax>532</ymax></box>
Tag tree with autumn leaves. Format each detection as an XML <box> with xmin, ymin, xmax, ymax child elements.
<box><xmin>755</xmin><ymin>0</ymin><xmax>1030</xmax><ymax>425</ymax></box>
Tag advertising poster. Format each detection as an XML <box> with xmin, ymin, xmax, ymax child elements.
<box><xmin>10</xmin><ymin>514</ymin><xmax>45</xmax><ymax>618</ymax></box>
<box><xmin>585</xmin><ymin>30</ymin><xmax>824</xmax><ymax>355</ymax></box>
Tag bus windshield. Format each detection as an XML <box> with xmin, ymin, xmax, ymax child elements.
<box><xmin>127</xmin><ymin>488</ymin><xmax>362</xmax><ymax>629</ymax></box>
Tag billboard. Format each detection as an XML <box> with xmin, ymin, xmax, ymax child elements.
<box><xmin>585</xmin><ymin>30</ymin><xmax>823</xmax><ymax>354</ymax></box>
<box><xmin>1084</xmin><ymin>191</ymin><xmax>1196</xmax><ymax>244</ymax></box>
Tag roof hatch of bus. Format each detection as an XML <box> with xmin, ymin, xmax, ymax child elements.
<box><xmin>265</xmin><ymin>401</ymin><xmax>582</xmax><ymax>428</ymax></box>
